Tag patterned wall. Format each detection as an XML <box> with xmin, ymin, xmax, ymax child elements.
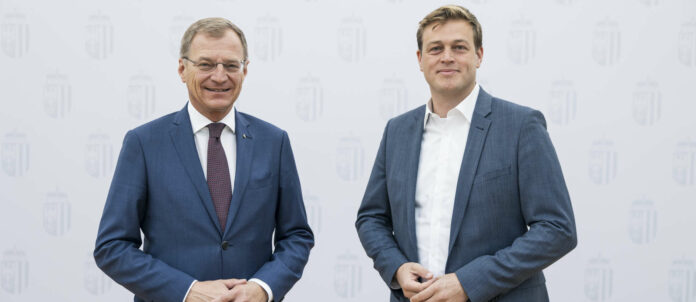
<box><xmin>0</xmin><ymin>0</ymin><xmax>695</xmax><ymax>301</ymax></box>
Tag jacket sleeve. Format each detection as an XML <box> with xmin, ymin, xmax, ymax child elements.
<box><xmin>355</xmin><ymin>121</ymin><xmax>409</xmax><ymax>291</ymax></box>
<box><xmin>94</xmin><ymin>130</ymin><xmax>195</xmax><ymax>302</ymax></box>
<box><xmin>251</xmin><ymin>131</ymin><xmax>314</xmax><ymax>300</ymax></box>
<box><xmin>455</xmin><ymin>110</ymin><xmax>578</xmax><ymax>302</ymax></box>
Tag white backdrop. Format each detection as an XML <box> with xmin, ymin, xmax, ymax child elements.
<box><xmin>1</xmin><ymin>0</ymin><xmax>695</xmax><ymax>301</ymax></box>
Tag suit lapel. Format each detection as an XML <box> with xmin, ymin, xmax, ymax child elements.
<box><xmin>448</xmin><ymin>89</ymin><xmax>493</xmax><ymax>255</ymax></box>
<box><xmin>403</xmin><ymin>105</ymin><xmax>425</xmax><ymax>262</ymax></box>
<box><xmin>169</xmin><ymin>105</ymin><xmax>222</xmax><ymax>235</ymax></box>
<box><xmin>223</xmin><ymin>110</ymin><xmax>254</xmax><ymax>237</ymax></box>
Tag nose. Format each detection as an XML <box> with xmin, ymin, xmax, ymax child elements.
<box><xmin>440</xmin><ymin>49</ymin><xmax>455</xmax><ymax>63</ymax></box>
<box><xmin>210</xmin><ymin>64</ymin><xmax>228</xmax><ymax>83</ymax></box>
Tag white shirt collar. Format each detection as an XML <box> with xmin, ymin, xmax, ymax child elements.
<box><xmin>424</xmin><ymin>83</ymin><xmax>479</xmax><ymax>128</ymax></box>
<box><xmin>187</xmin><ymin>102</ymin><xmax>236</xmax><ymax>134</ymax></box>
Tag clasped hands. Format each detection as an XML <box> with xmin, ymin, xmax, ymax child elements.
<box><xmin>395</xmin><ymin>262</ymin><xmax>468</xmax><ymax>302</ymax></box>
<box><xmin>185</xmin><ymin>278</ymin><xmax>267</xmax><ymax>302</ymax></box>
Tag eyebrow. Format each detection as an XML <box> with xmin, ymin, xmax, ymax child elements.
<box><xmin>195</xmin><ymin>56</ymin><xmax>242</xmax><ymax>62</ymax></box>
<box><xmin>426</xmin><ymin>39</ymin><xmax>470</xmax><ymax>47</ymax></box>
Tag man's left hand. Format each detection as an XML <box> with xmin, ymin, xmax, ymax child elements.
<box><xmin>409</xmin><ymin>273</ymin><xmax>467</xmax><ymax>302</ymax></box>
<box><xmin>212</xmin><ymin>282</ymin><xmax>268</xmax><ymax>302</ymax></box>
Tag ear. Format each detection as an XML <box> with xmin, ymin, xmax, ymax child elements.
<box><xmin>475</xmin><ymin>46</ymin><xmax>484</xmax><ymax>68</ymax></box>
<box><xmin>178</xmin><ymin>58</ymin><xmax>186</xmax><ymax>83</ymax></box>
<box><xmin>242</xmin><ymin>59</ymin><xmax>249</xmax><ymax>77</ymax></box>
<box><xmin>416</xmin><ymin>49</ymin><xmax>423</xmax><ymax>71</ymax></box>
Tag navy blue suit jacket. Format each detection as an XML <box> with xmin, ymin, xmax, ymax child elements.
<box><xmin>94</xmin><ymin>105</ymin><xmax>314</xmax><ymax>301</ymax></box>
<box><xmin>356</xmin><ymin>88</ymin><xmax>577</xmax><ymax>302</ymax></box>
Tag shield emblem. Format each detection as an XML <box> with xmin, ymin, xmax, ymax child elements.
<box><xmin>669</xmin><ymin>258</ymin><xmax>696</xmax><ymax>302</ymax></box>
<box><xmin>1</xmin><ymin>13</ymin><xmax>29</xmax><ymax>58</ymax></box>
<box><xmin>584</xmin><ymin>257</ymin><xmax>613</xmax><ymax>302</ymax></box>
<box><xmin>43</xmin><ymin>190</ymin><xmax>71</xmax><ymax>236</ymax></box>
<box><xmin>592</xmin><ymin>19</ymin><xmax>621</xmax><ymax>66</ymax></box>
<box><xmin>1</xmin><ymin>132</ymin><xmax>30</xmax><ymax>177</ymax></box>
<box><xmin>255</xmin><ymin>16</ymin><xmax>282</xmax><ymax>62</ymax></box>
<box><xmin>632</xmin><ymin>80</ymin><xmax>661</xmax><ymax>126</ymax></box>
<box><xmin>673</xmin><ymin>141</ymin><xmax>696</xmax><ymax>186</ymax></box>
<box><xmin>588</xmin><ymin>140</ymin><xmax>617</xmax><ymax>185</ymax></box>
<box><xmin>304</xmin><ymin>195</ymin><xmax>322</xmax><ymax>235</ymax></box>
<box><xmin>379</xmin><ymin>77</ymin><xmax>409</xmax><ymax>120</ymax></box>
<box><xmin>84</xmin><ymin>256</ymin><xmax>112</xmax><ymax>295</ymax></box>
<box><xmin>628</xmin><ymin>199</ymin><xmax>657</xmax><ymax>244</ymax></box>
<box><xmin>338</xmin><ymin>17</ymin><xmax>366</xmax><ymax>62</ymax></box>
<box><xmin>507</xmin><ymin>19</ymin><xmax>536</xmax><ymax>64</ymax></box>
<box><xmin>1</xmin><ymin>249</ymin><xmax>29</xmax><ymax>294</ymax></box>
<box><xmin>127</xmin><ymin>74</ymin><xmax>156</xmax><ymax>120</ymax></box>
<box><xmin>43</xmin><ymin>72</ymin><xmax>72</xmax><ymax>119</ymax></box>
<box><xmin>334</xmin><ymin>253</ymin><xmax>361</xmax><ymax>298</ymax></box>
<box><xmin>679</xmin><ymin>21</ymin><xmax>696</xmax><ymax>67</ymax></box>
<box><xmin>548</xmin><ymin>80</ymin><xmax>577</xmax><ymax>125</ymax></box>
<box><xmin>296</xmin><ymin>75</ymin><xmax>323</xmax><ymax>122</ymax></box>
<box><xmin>336</xmin><ymin>137</ymin><xmax>364</xmax><ymax>181</ymax></box>
<box><xmin>85</xmin><ymin>14</ymin><xmax>114</xmax><ymax>60</ymax></box>
<box><xmin>85</xmin><ymin>134</ymin><xmax>113</xmax><ymax>178</ymax></box>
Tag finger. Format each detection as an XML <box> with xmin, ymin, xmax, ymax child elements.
<box><xmin>410</xmin><ymin>283</ymin><xmax>435</xmax><ymax>302</ymax></box>
<box><xmin>221</xmin><ymin>278</ymin><xmax>247</xmax><ymax>289</ymax></box>
<box><xmin>410</xmin><ymin>263</ymin><xmax>433</xmax><ymax>280</ymax></box>
<box><xmin>403</xmin><ymin>289</ymin><xmax>417</xmax><ymax>298</ymax></box>
<box><xmin>401</xmin><ymin>278</ymin><xmax>425</xmax><ymax>293</ymax></box>
<box><xmin>216</xmin><ymin>287</ymin><xmax>239</xmax><ymax>302</ymax></box>
<box><xmin>212</xmin><ymin>294</ymin><xmax>231</xmax><ymax>302</ymax></box>
<box><xmin>419</xmin><ymin>277</ymin><xmax>437</xmax><ymax>290</ymax></box>
<box><xmin>404</xmin><ymin>275</ymin><xmax>437</xmax><ymax>293</ymax></box>
<box><xmin>211</xmin><ymin>291</ymin><xmax>231</xmax><ymax>302</ymax></box>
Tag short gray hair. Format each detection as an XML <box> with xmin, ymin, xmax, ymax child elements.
<box><xmin>180</xmin><ymin>17</ymin><xmax>248</xmax><ymax>60</ymax></box>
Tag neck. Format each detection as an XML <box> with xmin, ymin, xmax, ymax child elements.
<box><xmin>430</xmin><ymin>84</ymin><xmax>475</xmax><ymax>118</ymax></box>
<box><xmin>203</xmin><ymin>111</ymin><xmax>231</xmax><ymax>123</ymax></box>
<box><xmin>191</xmin><ymin>103</ymin><xmax>233</xmax><ymax>123</ymax></box>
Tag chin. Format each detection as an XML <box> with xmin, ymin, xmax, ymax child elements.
<box><xmin>205</xmin><ymin>99</ymin><xmax>234</xmax><ymax>107</ymax></box>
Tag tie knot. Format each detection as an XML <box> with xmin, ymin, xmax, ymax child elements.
<box><xmin>207</xmin><ymin>123</ymin><xmax>225</xmax><ymax>139</ymax></box>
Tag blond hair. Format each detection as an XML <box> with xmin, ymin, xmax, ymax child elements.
<box><xmin>417</xmin><ymin>5</ymin><xmax>482</xmax><ymax>51</ymax></box>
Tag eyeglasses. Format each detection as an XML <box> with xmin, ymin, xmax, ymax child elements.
<box><xmin>182</xmin><ymin>57</ymin><xmax>246</xmax><ymax>73</ymax></box>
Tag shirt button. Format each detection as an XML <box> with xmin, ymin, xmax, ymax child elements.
<box><xmin>221</xmin><ymin>241</ymin><xmax>229</xmax><ymax>250</ymax></box>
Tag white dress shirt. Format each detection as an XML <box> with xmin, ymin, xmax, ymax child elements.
<box><xmin>415</xmin><ymin>84</ymin><xmax>479</xmax><ymax>277</ymax></box>
<box><xmin>183</xmin><ymin>102</ymin><xmax>274</xmax><ymax>302</ymax></box>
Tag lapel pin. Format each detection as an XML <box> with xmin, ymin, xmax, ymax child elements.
<box><xmin>242</xmin><ymin>134</ymin><xmax>247</xmax><ymax>139</ymax></box>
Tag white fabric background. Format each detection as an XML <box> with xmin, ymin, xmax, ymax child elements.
<box><xmin>1</xmin><ymin>0</ymin><xmax>695</xmax><ymax>301</ymax></box>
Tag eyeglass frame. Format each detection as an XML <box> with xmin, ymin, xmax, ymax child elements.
<box><xmin>181</xmin><ymin>57</ymin><xmax>247</xmax><ymax>74</ymax></box>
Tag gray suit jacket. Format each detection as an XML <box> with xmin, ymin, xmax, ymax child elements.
<box><xmin>356</xmin><ymin>88</ymin><xmax>577</xmax><ymax>302</ymax></box>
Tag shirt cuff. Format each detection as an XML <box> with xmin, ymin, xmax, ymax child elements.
<box><xmin>249</xmin><ymin>278</ymin><xmax>273</xmax><ymax>302</ymax></box>
<box><xmin>390</xmin><ymin>277</ymin><xmax>401</xmax><ymax>290</ymax></box>
<box><xmin>183</xmin><ymin>280</ymin><xmax>197</xmax><ymax>302</ymax></box>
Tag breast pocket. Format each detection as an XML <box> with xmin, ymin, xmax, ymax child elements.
<box><xmin>247</xmin><ymin>171</ymin><xmax>274</xmax><ymax>189</ymax></box>
<box><xmin>473</xmin><ymin>165</ymin><xmax>511</xmax><ymax>184</ymax></box>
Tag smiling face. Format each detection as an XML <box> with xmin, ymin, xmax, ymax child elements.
<box><xmin>417</xmin><ymin>20</ymin><xmax>483</xmax><ymax>101</ymax></box>
<box><xmin>178</xmin><ymin>29</ymin><xmax>247</xmax><ymax>122</ymax></box>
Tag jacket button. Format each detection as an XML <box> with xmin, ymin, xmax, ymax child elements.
<box><xmin>221</xmin><ymin>241</ymin><xmax>229</xmax><ymax>250</ymax></box>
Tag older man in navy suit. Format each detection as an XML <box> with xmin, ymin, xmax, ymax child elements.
<box><xmin>356</xmin><ymin>5</ymin><xmax>577</xmax><ymax>302</ymax></box>
<box><xmin>94</xmin><ymin>18</ymin><xmax>313</xmax><ymax>302</ymax></box>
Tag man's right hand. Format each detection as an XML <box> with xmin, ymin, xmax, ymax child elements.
<box><xmin>185</xmin><ymin>279</ymin><xmax>247</xmax><ymax>302</ymax></box>
<box><xmin>394</xmin><ymin>262</ymin><xmax>436</xmax><ymax>298</ymax></box>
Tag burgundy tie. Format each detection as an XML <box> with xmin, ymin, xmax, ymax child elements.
<box><xmin>207</xmin><ymin>123</ymin><xmax>232</xmax><ymax>230</ymax></box>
